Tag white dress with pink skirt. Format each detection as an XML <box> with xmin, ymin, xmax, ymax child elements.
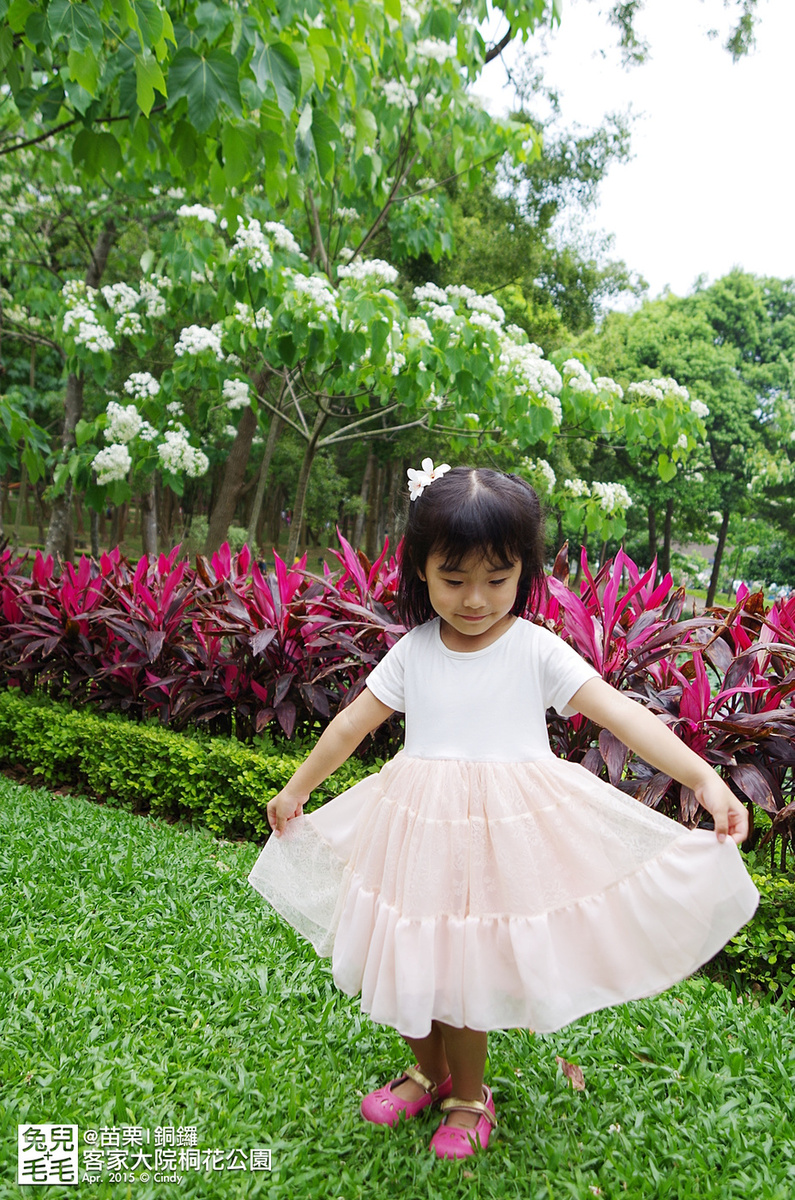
<box><xmin>246</xmin><ymin>617</ymin><xmax>759</xmax><ymax>1039</ymax></box>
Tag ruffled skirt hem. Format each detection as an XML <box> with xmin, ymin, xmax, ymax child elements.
<box><xmin>247</xmin><ymin>753</ymin><xmax>759</xmax><ymax>1038</ymax></box>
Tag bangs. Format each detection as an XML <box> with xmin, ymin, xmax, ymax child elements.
<box><xmin>396</xmin><ymin>467</ymin><xmax>547</xmax><ymax>627</ymax></box>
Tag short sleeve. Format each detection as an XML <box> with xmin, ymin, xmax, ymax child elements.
<box><xmin>365</xmin><ymin>633</ymin><xmax>408</xmax><ymax>712</ymax></box>
<box><xmin>536</xmin><ymin>626</ymin><xmax>601</xmax><ymax>717</ymax></box>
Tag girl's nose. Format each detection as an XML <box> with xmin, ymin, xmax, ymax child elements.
<box><xmin>463</xmin><ymin>590</ymin><xmax>486</xmax><ymax>609</ymax></box>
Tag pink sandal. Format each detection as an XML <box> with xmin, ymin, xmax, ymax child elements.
<box><xmin>360</xmin><ymin>1064</ymin><xmax>453</xmax><ymax>1127</ymax></box>
<box><xmin>429</xmin><ymin>1086</ymin><xmax>497</xmax><ymax>1158</ymax></box>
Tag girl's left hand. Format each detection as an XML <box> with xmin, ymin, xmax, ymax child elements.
<box><xmin>693</xmin><ymin>775</ymin><xmax>749</xmax><ymax>845</ymax></box>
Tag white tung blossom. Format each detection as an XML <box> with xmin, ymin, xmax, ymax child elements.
<box><xmin>629</xmin><ymin>376</ymin><xmax>690</xmax><ymax>405</ymax></box>
<box><xmin>61</xmin><ymin>280</ymin><xmax>115</xmax><ymax>352</ymax></box>
<box><xmin>466</xmin><ymin>293</ymin><xmax>505</xmax><ymax>324</ymax></box>
<box><xmin>115</xmin><ymin>311</ymin><xmax>144</xmax><ymax>337</ymax></box>
<box><xmin>104</xmin><ymin>401</ymin><xmax>143</xmax><ymax>444</ymax></box>
<box><xmin>264</xmin><ymin>221</ymin><xmax>305</xmax><ymax>257</ymax></box>
<box><xmin>74</xmin><ymin>318</ymin><xmax>114</xmax><ymax>352</ymax></box>
<box><xmin>157</xmin><ymin>428</ymin><xmax>209</xmax><ymax>477</ymax></box>
<box><xmin>337</xmin><ymin>258</ymin><xmax>399</xmax><ymax>286</ymax></box>
<box><xmin>691</xmin><ymin>398</ymin><xmax>710</xmax><ymax>419</ymax></box>
<box><xmin>139</xmin><ymin>280</ymin><xmax>166</xmax><ymax>319</ymax></box>
<box><xmin>174</xmin><ymin>323</ymin><xmax>224</xmax><ymax>360</ymax></box>
<box><xmin>101</xmin><ymin>283</ymin><xmax>139</xmax><ymax>313</ymax></box>
<box><xmin>523</xmin><ymin>458</ymin><xmax>556</xmax><ymax>492</ymax></box>
<box><xmin>382</xmin><ymin>79</ymin><xmax>419</xmax><ymax>110</ymax></box>
<box><xmin>652</xmin><ymin>376</ymin><xmax>689</xmax><ymax>403</ymax></box>
<box><xmin>229</xmin><ymin>217</ymin><xmax>274</xmax><ymax>272</ymax></box>
<box><xmin>283</xmin><ymin>270</ymin><xmax>339</xmax><ymax>324</ymax></box>
<box><xmin>563</xmin><ymin>479</ymin><xmax>590</xmax><ymax>499</ymax></box>
<box><xmin>498</xmin><ymin>342</ymin><xmax>563</xmax><ymax>412</ymax></box>
<box><xmin>591</xmin><ymin>481</ymin><xmax>633</xmax><ymax>514</ymax></box>
<box><xmin>223</xmin><ymin>378</ymin><xmax>251</xmax><ymax>410</ymax></box>
<box><xmin>176</xmin><ymin>203</ymin><xmax>217</xmax><ymax>223</ymax></box>
<box><xmin>594</xmin><ymin>376</ymin><xmax>624</xmax><ymax>399</ymax></box>
<box><xmin>233</xmin><ymin>300</ymin><xmax>272</xmax><ymax>331</ymax></box>
<box><xmin>415</xmin><ymin>37</ymin><xmax>457</xmax><ymax>63</ymax></box>
<box><xmin>628</xmin><ymin>380</ymin><xmax>665</xmax><ymax>403</ymax></box>
<box><xmin>93</xmin><ymin>443</ymin><xmax>132</xmax><ymax>485</ymax></box>
<box><xmin>124</xmin><ymin>372</ymin><xmax>160</xmax><ymax>400</ymax></box>
<box><xmin>407</xmin><ymin>317</ymin><xmax>433</xmax><ymax>343</ymax></box>
<box><xmin>563</xmin><ymin>359</ymin><xmax>597</xmax><ymax>395</ymax></box>
<box><xmin>413</xmin><ymin>282</ymin><xmax>448</xmax><ymax>305</ymax></box>
<box><xmin>676</xmin><ymin>433</ymin><xmax>688</xmax><ymax>450</ymax></box>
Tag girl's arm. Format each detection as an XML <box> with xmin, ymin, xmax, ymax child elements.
<box><xmin>569</xmin><ymin>677</ymin><xmax>749</xmax><ymax>845</ymax></box>
<box><xmin>266</xmin><ymin>688</ymin><xmax>395</xmax><ymax>837</ymax></box>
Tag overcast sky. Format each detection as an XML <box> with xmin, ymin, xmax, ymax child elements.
<box><xmin>472</xmin><ymin>0</ymin><xmax>795</xmax><ymax>306</ymax></box>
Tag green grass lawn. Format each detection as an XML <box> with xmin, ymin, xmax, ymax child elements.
<box><xmin>1</xmin><ymin>778</ymin><xmax>794</xmax><ymax>1200</ymax></box>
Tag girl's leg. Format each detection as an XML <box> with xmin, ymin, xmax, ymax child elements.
<box><xmin>389</xmin><ymin>1021</ymin><xmax>451</xmax><ymax>1102</ymax></box>
<box><xmin>391</xmin><ymin>1022</ymin><xmax>488</xmax><ymax>1130</ymax></box>
<box><xmin>434</xmin><ymin>1022</ymin><xmax>488</xmax><ymax>1129</ymax></box>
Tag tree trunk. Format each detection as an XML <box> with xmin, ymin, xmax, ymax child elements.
<box><xmin>365</xmin><ymin>459</ymin><xmax>383</xmax><ymax>560</ymax></box>
<box><xmin>388</xmin><ymin>459</ymin><xmax>405</xmax><ymax>547</ymax></box>
<box><xmin>647</xmin><ymin>503</ymin><xmax>657</xmax><ymax>571</ymax></box>
<box><xmin>286</xmin><ymin>409</ymin><xmax>327</xmax><ymax>563</ymax></box>
<box><xmin>706</xmin><ymin>510</ymin><xmax>731</xmax><ymax>608</ymax></box>
<box><xmin>141</xmin><ymin>479</ymin><xmax>158</xmax><ymax>557</ymax></box>
<box><xmin>247</xmin><ymin>411</ymin><xmax>283</xmax><ymax>550</ymax></box>
<box><xmin>158</xmin><ymin>482</ymin><xmax>178</xmax><ymax>549</ymax></box>
<box><xmin>13</xmin><ymin>461</ymin><xmax>28</xmax><ymax>546</ymax></box>
<box><xmin>0</xmin><ymin>471</ymin><xmax>7</xmax><ymax>540</ymax></box>
<box><xmin>660</xmin><ymin>497</ymin><xmax>674</xmax><ymax>577</ymax></box>
<box><xmin>204</xmin><ymin>405</ymin><xmax>259</xmax><ymax>555</ymax></box>
<box><xmin>90</xmin><ymin>509</ymin><xmax>100</xmax><ymax>558</ymax></box>
<box><xmin>34</xmin><ymin>481</ymin><xmax>45</xmax><ymax>544</ymax></box>
<box><xmin>109</xmin><ymin>504</ymin><xmax>120</xmax><ymax>548</ymax></box>
<box><xmin>44</xmin><ymin>220</ymin><xmax>116</xmax><ymax>561</ymax></box>
<box><xmin>45</xmin><ymin>371</ymin><xmax>84</xmax><ymax>561</ymax></box>
<box><xmin>353</xmin><ymin>452</ymin><xmax>376</xmax><ymax>550</ymax></box>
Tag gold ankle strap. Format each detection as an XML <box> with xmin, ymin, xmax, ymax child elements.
<box><xmin>404</xmin><ymin>1064</ymin><xmax>441</xmax><ymax>1099</ymax></box>
<box><xmin>440</xmin><ymin>1096</ymin><xmax>497</xmax><ymax>1128</ymax></box>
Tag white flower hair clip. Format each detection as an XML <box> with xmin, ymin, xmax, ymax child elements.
<box><xmin>407</xmin><ymin>457</ymin><xmax>452</xmax><ymax>500</ymax></box>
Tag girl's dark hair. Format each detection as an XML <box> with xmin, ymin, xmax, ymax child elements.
<box><xmin>396</xmin><ymin>467</ymin><xmax>547</xmax><ymax>627</ymax></box>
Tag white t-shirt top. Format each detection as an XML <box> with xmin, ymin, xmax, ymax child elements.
<box><xmin>365</xmin><ymin>616</ymin><xmax>601</xmax><ymax>762</ymax></box>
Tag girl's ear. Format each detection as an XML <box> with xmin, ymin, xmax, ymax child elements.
<box><xmin>417</xmin><ymin>566</ymin><xmax>426</xmax><ymax>582</ymax></box>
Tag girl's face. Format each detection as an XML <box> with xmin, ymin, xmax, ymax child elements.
<box><xmin>417</xmin><ymin>548</ymin><xmax>522</xmax><ymax>651</ymax></box>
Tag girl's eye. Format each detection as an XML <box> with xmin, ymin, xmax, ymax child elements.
<box><xmin>491</xmin><ymin>578</ymin><xmax>507</xmax><ymax>586</ymax></box>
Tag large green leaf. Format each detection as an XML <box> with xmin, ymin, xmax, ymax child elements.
<box><xmin>67</xmin><ymin>45</ymin><xmax>100</xmax><ymax>96</ymax></box>
<box><xmin>250</xmin><ymin>39</ymin><xmax>301</xmax><ymax>118</ymax></box>
<box><xmin>6</xmin><ymin>0</ymin><xmax>35</xmax><ymax>34</ymax></box>
<box><xmin>168</xmin><ymin>47</ymin><xmax>241</xmax><ymax>134</ymax></box>
<box><xmin>48</xmin><ymin>0</ymin><xmax>103</xmax><ymax>54</ymax></box>
<box><xmin>128</xmin><ymin>0</ymin><xmax>164</xmax><ymax>48</ymax></box>
<box><xmin>311</xmin><ymin>107</ymin><xmax>338</xmax><ymax>180</ymax></box>
<box><xmin>135</xmin><ymin>50</ymin><xmax>166</xmax><ymax>116</ymax></box>
<box><xmin>71</xmin><ymin>128</ymin><xmax>122</xmax><ymax>174</ymax></box>
<box><xmin>221</xmin><ymin>120</ymin><xmax>257</xmax><ymax>186</ymax></box>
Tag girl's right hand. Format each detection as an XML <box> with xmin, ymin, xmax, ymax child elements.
<box><xmin>267</xmin><ymin>786</ymin><xmax>310</xmax><ymax>837</ymax></box>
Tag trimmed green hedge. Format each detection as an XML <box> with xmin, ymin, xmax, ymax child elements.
<box><xmin>710</xmin><ymin>871</ymin><xmax>795</xmax><ymax>997</ymax></box>
<box><xmin>0</xmin><ymin>690</ymin><xmax>379</xmax><ymax>840</ymax></box>
<box><xmin>3</xmin><ymin>689</ymin><xmax>793</xmax><ymax>1001</ymax></box>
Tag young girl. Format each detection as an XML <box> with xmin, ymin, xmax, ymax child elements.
<box><xmin>247</xmin><ymin>464</ymin><xmax>758</xmax><ymax>1160</ymax></box>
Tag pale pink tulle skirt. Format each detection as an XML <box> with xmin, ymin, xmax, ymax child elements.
<box><xmin>247</xmin><ymin>752</ymin><xmax>759</xmax><ymax>1038</ymax></box>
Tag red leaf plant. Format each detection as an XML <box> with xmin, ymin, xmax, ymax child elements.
<box><xmin>2</xmin><ymin>536</ymin><xmax>794</xmax><ymax>862</ymax></box>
